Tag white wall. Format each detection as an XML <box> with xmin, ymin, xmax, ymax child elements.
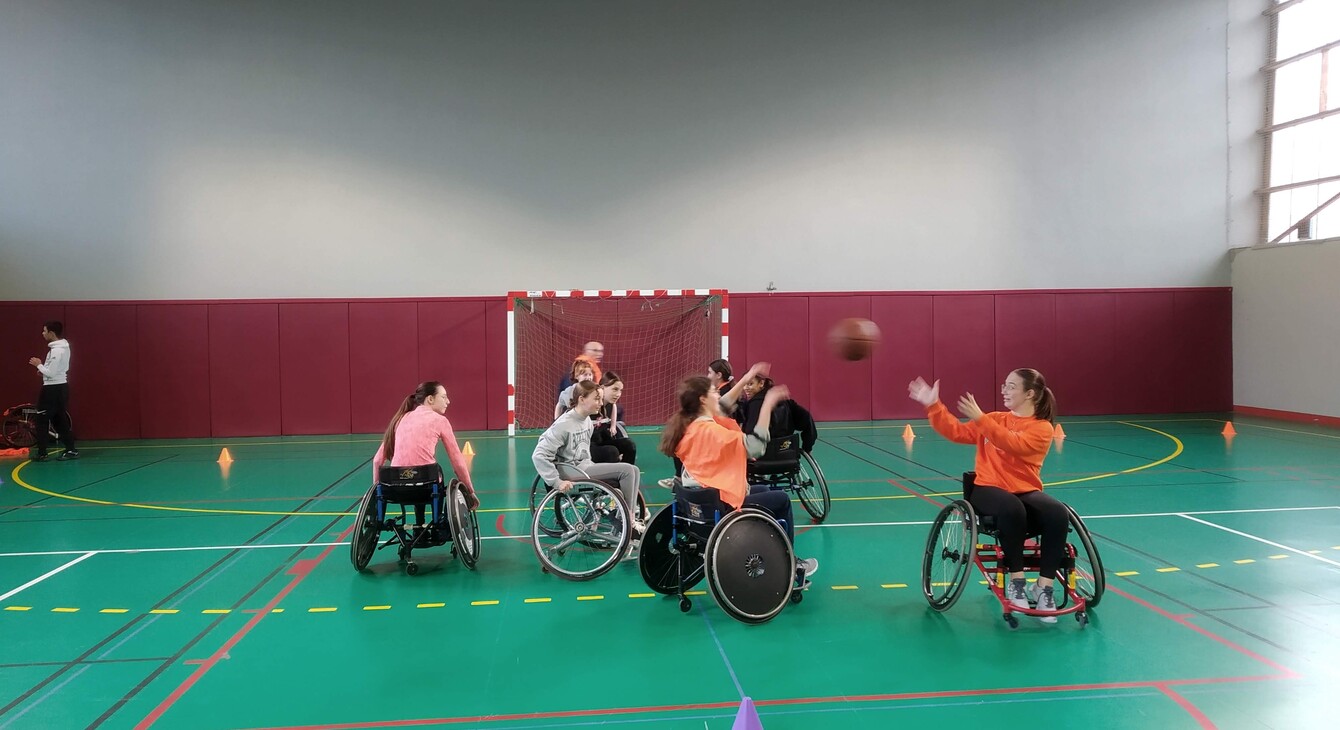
<box><xmin>1232</xmin><ymin>241</ymin><xmax>1340</xmax><ymax>418</ymax></box>
<box><xmin>0</xmin><ymin>0</ymin><xmax>1265</xmax><ymax>300</ymax></box>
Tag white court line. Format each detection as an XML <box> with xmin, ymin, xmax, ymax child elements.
<box><xmin>0</xmin><ymin>505</ymin><xmax>1335</xmax><ymax>559</ymax></box>
<box><xmin>0</xmin><ymin>551</ymin><xmax>96</xmax><ymax>601</ymax></box>
<box><xmin>1177</xmin><ymin>514</ymin><xmax>1340</xmax><ymax>569</ymax></box>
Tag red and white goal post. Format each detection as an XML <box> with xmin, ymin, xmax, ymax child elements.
<box><xmin>506</xmin><ymin>289</ymin><xmax>728</xmax><ymax>435</ymax></box>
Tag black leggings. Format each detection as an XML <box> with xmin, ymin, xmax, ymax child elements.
<box><xmin>742</xmin><ymin>485</ymin><xmax>795</xmax><ymax>543</ymax></box>
<box><xmin>970</xmin><ymin>485</ymin><xmax>1068</xmax><ymax>579</ymax></box>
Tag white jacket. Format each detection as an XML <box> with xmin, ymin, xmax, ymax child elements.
<box><xmin>37</xmin><ymin>339</ymin><xmax>70</xmax><ymax>385</ymax></box>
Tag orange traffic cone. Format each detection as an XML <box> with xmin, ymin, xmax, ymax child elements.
<box><xmin>462</xmin><ymin>441</ymin><xmax>476</xmax><ymax>469</ymax></box>
<box><xmin>1053</xmin><ymin>423</ymin><xmax>1066</xmax><ymax>441</ymax></box>
<box><xmin>1221</xmin><ymin>422</ymin><xmax>1237</xmax><ymax>437</ymax></box>
<box><xmin>902</xmin><ymin>424</ymin><xmax>916</xmax><ymax>442</ymax></box>
<box><xmin>217</xmin><ymin>448</ymin><xmax>234</xmax><ymax>464</ymax></box>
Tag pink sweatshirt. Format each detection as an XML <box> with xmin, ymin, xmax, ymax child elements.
<box><xmin>371</xmin><ymin>405</ymin><xmax>473</xmax><ymax>489</ymax></box>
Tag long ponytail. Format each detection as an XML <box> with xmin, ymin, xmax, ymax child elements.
<box><xmin>381</xmin><ymin>381</ymin><xmax>443</xmax><ymax>462</ymax></box>
<box><xmin>1013</xmin><ymin>368</ymin><xmax>1056</xmax><ymax>424</ymax></box>
<box><xmin>659</xmin><ymin>376</ymin><xmax>711</xmax><ymax>457</ymax></box>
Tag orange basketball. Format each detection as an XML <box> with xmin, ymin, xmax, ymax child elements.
<box><xmin>829</xmin><ymin>318</ymin><xmax>881</xmax><ymax>361</ymax></box>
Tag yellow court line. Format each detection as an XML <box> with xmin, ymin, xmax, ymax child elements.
<box><xmin>1196</xmin><ymin>563</ymin><xmax>1220</xmax><ymax>568</ymax></box>
<box><xmin>7</xmin><ymin>421</ymin><xmax>1185</xmax><ymax>518</ymax></box>
<box><xmin>99</xmin><ymin>608</ymin><xmax>129</xmax><ymax>614</ymax></box>
<box><xmin>149</xmin><ymin>609</ymin><xmax>179</xmax><ymax>614</ymax></box>
<box><xmin>880</xmin><ymin>584</ymin><xmax>908</xmax><ymax>589</ymax></box>
<box><xmin>417</xmin><ymin>603</ymin><xmax>445</xmax><ymax>609</ymax></box>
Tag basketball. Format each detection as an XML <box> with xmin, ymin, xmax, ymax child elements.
<box><xmin>829</xmin><ymin>318</ymin><xmax>881</xmax><ymax>361</ymax></box>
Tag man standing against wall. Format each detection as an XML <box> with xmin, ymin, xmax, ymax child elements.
<box><xmin>28</xmin><ymin>321</ymin><xmax>78</xmax><ymax>461</ymax></box>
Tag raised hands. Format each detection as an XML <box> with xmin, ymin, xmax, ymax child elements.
<box><xmin>956</xmin><ymin>393</ymin><xmax>984</xmax><ymax>421</ymax></box>
<box><xmin>907</xmin><ymin>377</ymin><xmax>940</xmax><ymax>407</ymax></box>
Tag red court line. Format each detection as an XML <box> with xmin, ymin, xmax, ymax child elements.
<box><xmin>1105</xmin><ymin>585</ymin><xmax>1297</xmax><ymax>677</ymax></box>
<box><xmin>493</xmin><ymin>513</ymin><xmax>529</xmax><ymax>542</ymax></box>
<box><xmin>243</xmin><ymin>674</ymin><xmax>1286</xmax><ymax>729</ymax></box>
<box><xmin>1156</xmin><ymin>683</ymin><xmax>1216</xmax><ymax>729</ymax></box>
<box><xmin>887</xmin><ymin>478</ymin><xmax>945</xmax><ymax>508</ymax></box>
<box><xmin>134</xmin><ymin>526</ymin><xmax>356</xmax><ymax>729</ymax></box>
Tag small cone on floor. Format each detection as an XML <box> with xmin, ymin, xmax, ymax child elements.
<box><xmin>217</xmin><ymin>448</ymin><xmax>234</xmax><ymax>464</ymax></box>
<box><xmin>1222</xmin><ymin>422</ymin><xmax>1237</xmax><ymax>437</ymax></box>
<box><xmin>462</xmin><ymin>441</ymin><xmax>476</xmax><ymax>469</ymax></box>
<box><xmin>731</xmin><ymin>697</ymin><xmax>764</xmax><ymax>730</ymax></box>
<box><xmin>1053</xmin><ymin>423</ymin><xmax>1066</xmax><ymax>441</ymax></box>
<box><xmin>901</xmin><ymin>424</ymin><xmax>915</xmax><ymax>442</ymax></box>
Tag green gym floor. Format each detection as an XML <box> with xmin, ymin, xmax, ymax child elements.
<box><xmin>1</xmin><ymin>415</ymin><xmax>1338</xmax><ymax>730</ymax></box>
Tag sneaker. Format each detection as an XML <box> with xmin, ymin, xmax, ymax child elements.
<box><xmin>622</xmin><ymin>538</ymin><xmax>641</xmax><ymax>561</ymax></box>
<box><xmin>1034</xmin><ymin>585</ymin><xmax>1058</xmax><ymax>624</ymax></box>
<box><xmin>656</xmin><ymin>477</ymin><xmax>677</xmax><ymax>489</ymax></box>
<box><xmin>1008</xmin><ymin>578</ymin><xmax>1030</xmax><ymax>611</ymax></box>
<box><xmin>631</xmin><ymin>519</ymin><xmax>647</xmax><ymax>536</ymax></box>
<box><xmin>797</xmin><ymin>557</ymin><xmax>819</xmax><ymax>578</ymax></box>
<box><xmin>57</xmin><ymin>450</ymin><xmax>80</xmax><ymax>461</ymax></box>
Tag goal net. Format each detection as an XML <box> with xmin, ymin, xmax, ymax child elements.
<box><xmin>508</xmin><ymin>289</ymin><xmax>727</xmax><ymax>434</ymax></box>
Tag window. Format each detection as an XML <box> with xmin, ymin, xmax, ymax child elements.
<box><xmin>1261</xmin><ymin>0</ymin><xmax>1340</xmax><ymax>244</ymax></box>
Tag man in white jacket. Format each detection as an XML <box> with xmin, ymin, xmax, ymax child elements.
<box><xmin>27</xmin><ymin>321</ymin><xmax>78</xmax><ymax>461</ymax></box>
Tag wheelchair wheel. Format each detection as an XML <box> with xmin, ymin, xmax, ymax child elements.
<box><xmin>350</xmin><ymin>485</ymin><xmax>380</xmax><ymax>571</ymax></box>
<box><xmin>447</xmin><ymin>480</ymin><xmax>481</xmax><ymax>570</ymax></box>
<box><xmin>921</xmin><ymin>499</ymin><xmax>977</xmax><ymax>611</ymax></box>
<box><xmin>531</xmin><ymin>480</ymin><xmax>631</xmax><ymax>581</ymax></box>
<box><xmin>638</xmin><ymin>505</ymin><xmax>706</xmax><ymax>595</ymax></box>
<box><xmin>796</xmin><ymin>451</ymin><xmax>831</xmax><ymax>522</ymax></box>
<box><xmin>705</xmin><ymin>508</ymin><xmax>795</xmax><ymax>624</ymax></box>
<box><xmin>1</xmin><ymin>411</ymin><xmax>36</xmax><ymax>449</ymax></box>
<box><xmin>1063</xmin><ymin>504</ymin><xmax>1105</xmax><ymax>608</ymax></box>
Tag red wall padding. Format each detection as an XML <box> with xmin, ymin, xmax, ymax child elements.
<box><xmin>418</xmin><ymin>301</ymin><xmax>489</xmax><ymax>432</ymax></box>
<box><xmin>209</xmin><ymin>304</ymin><xmax>281</xmax><ymax>437</ymax></box>
<box><xmin>64</xmin><ymin>305</ymin><xmax>140</xmax><ymax>440</ymax></box>
<box><xmin>933</xmin><ymin>295</ymin><xmax>998</xmax><ymax>414</ymax></box>
<box><xmin>279</xmin><ymin>303</ymin><xmax>351</xmax><ymax>435</ymax></box>
<box><xmin>349</xmin><ymin>302</ymin><xmax>419</xmax><ymax>435</ymax></box>
<box><xmin>870</xmin><ymin>296</ymin><xmax>934</xmax><ymax>420</ymax></box>
<box><xmin>138</xmin><ymin>305</ymin><xmax>212</xmax><ymax>438</ymax></box>
<box><xmin>808</xmin><ymin>296</ymin><xmax>873</xmax><ymax>421</ymax></box>
<box><xmin>743</xmin><ymin>297</ymin><xmax>812</xmax><ymax>407</ymax></box>
<box><xmin>0</xmin><ymin>289</ymin><xmax>1232</xmax><ymax>439</ymax></box>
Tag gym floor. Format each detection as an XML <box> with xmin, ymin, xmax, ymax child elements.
<box><xmin>1</xmin><ymin>415</ymin><xmax>1337</xmax><ymax>729</ymax></box>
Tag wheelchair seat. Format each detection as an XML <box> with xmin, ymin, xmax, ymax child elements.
<box><xmin>747</xmin><ymin>435</ymin><xmax>802</xmax><ymax>475</ymax></box>
<box><xmin>963</xmin><ymin>471</ymin><xmax>1040</xmax><ymax>538</ymax></box>
<box><xmin>377</xmin><ymin>464</ymin><xmax>445</xmax><ymax>506</ymax></box>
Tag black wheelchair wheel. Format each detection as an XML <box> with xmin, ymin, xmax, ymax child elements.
<box><xmin>1</xmin><ymin>414</ymin><xmax>36</xmax><ymax>449</ymax></box>
<box><xmin>638</xmin><ymin>505</ymin><xmax>681</xmax><ymax>594</ymax></box>
<box><xmin>921</xmin><ymin>499</ymin><xmax>977</xmax><ymax>611</ymax></box>
<box><xmin>796</xmin><ymin>451</ymin><xmax>831</xmax><ymax>522</ymax></box>
<box><xmin>447</xmin><ymin>480</ymin><xmax>481</xmax><ymax>570</ymax></box>
<box><xmin>705</xmin><ymin>508</ymin><xmax>795</xmax><ymax>624</ymax></box>
<box><xmin>350</xmin><ymin>485</ymin><xmax>380</xmax><ymax>572</ymax></box>
<box><xmin>531</xmin><ymin>480</ymin><xmax>630</xmax><ymax>581</ymax></box>
<box><xmin>1063</xmin><ymin>504</ymin><xmax>1105</xmax><ymax>608</ymax></box>
<box><xmin>529</xmin><ymin>475</ymin><xmax>567</xmax><ymax>538</ymax></box>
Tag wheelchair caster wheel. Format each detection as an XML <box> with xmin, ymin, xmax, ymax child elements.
<box><xmin>405</xmin><ymin>562</ymin><xmax>419</xmax><ymax>576</ymax></box>
<box><xmin>679</xmin><ymin>598</ymin><xmax>692</xmax><ymax>613</ymax></box>
<box><xmin>1076</xmin><ymin>611</ymin><xmax>1089</xmax><ymax>627</ymax></box>
<box><xmin>789</xmin><ymin>590</ymin><xmax>804</xmax><ymax>605</ymax></box>
<box><xmin>1004</xmin><ymin>614</ymin><xmax>1019</xmax><ymax>629</ymax></box>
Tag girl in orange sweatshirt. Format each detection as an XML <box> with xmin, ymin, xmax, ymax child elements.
<box><xmin>909</xmin><ymin>368</ymin><xmax>1063</xmax><ymax>622</ymax></box>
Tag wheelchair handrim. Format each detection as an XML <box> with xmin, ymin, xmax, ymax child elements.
<box><xmin>921</xmin><ymin>500</ymin><xmax>976</xmax><ymax>611</ymax></box>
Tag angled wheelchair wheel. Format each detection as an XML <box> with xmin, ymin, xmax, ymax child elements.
<box><xmin>447</xmin><ymin>480</ymin><xmax>481</xmax><ymax>570</ymax></box>
<box><xmin>921</xmin><ymin>499</ymin><xmax>977</xmax><ymax>611</ymax></box>
<box><xmin>531</xmin><ymin>480</ymin><xmax>630</xmax><ymax>581</ymax></box>
<box><xmin>705</xmin><ymin>508</ymin><xmax>795</xmax><ymax>624</ymax></box>
<box><xmin>1063</xmin><ymin>503</ymin><xmax>1105</xmax><ymax>607</ymax></box>
<box><xmin>350</xmin><ymin>485</ymin><xmax>380</xmax><ymax>572</ymax></box>
<box><xmin>796</xmin><ymin>451</ymin><xmax>831</xmax><ymax>522</ymax></box>
<box><xmin>638</xmin><ymin>505</ymin><xmax>680</xmax><ymax>594</ymax></box>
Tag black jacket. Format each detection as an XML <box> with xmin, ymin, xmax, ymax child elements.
<box><xmin>739</xmin><ymin>388</ymin><xmax>818</xmax><ymax>453</ymax></box>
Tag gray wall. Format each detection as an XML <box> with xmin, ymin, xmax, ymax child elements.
<box><xmin>1</xmin><ymin>0</ymin><xmax>1265</xmax><ymax>300</ymax></box>
<box><xmin>1232</xmin><ymin>241</ymin><xmax>1340</xmax><ymax>419</ymax></box>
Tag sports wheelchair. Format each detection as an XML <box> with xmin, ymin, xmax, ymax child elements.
<box><xmin>746</xmin><ymin>435</ymin><xmax>831</xmax><ymax>522</ymax></box>
<box><xmin>638</xmin><ymin>483</ymin><xmax>806</xmax><ymax>624</ymax></box>
<box><xmin>1</xmin><ymin>403</ymin><xmax>64</xmax><ymax>449</ymax></box>
<box><xmin>530</xmin><ymin>467</ymin><xmax>647</xmax><ymax>581</ymax></box>
<box><xmin>921</xmin><ymin>472</ymin><xmax>1105</xmax><ymax>628</ymax></box>
<box><xmin>350</xmin><ymin>464</ymin><xmax>480</xmax><ymax>576</ymax></box>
